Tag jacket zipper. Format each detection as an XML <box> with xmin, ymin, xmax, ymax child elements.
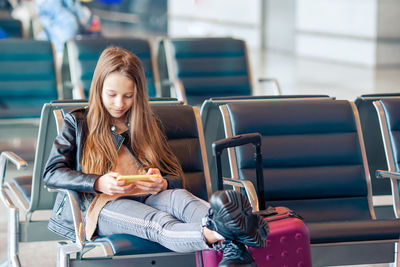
<box><xmin>55</xmin><ymin>195</ymin><xmax>67</xmax><ymax>216</ymax></box>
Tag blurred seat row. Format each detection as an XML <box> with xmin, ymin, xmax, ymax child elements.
<box><xmin>0</xmin><ymin>35</ymin><xmax>282</xmax><ymax>127</ymax></box>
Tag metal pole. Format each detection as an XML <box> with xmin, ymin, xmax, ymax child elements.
<box><xmin>260</xmin><ymin>0</ymin><xmax>268</xmax><ymax>51</ymax></box>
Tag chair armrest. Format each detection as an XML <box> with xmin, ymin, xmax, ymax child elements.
<box><xmin>258</xmin><ymin>77</ymin><xmax>282</xmax><ymax>95</ymax></box>
<box><xmin>0</xmin><ymin>151</ymin><xmax>28</xmax><ymax>188</ymax></box>
<box><xmin>47</xmin><ymin>187</ymin><xmax>85</xmax><ymax>249</ymax></box>
<box><xmin>72</xmin><ymin>84</ymin><xmax>85</xmax><ymax>100</ymax></box>
<box><xmin>161</xmin><ymin>79</ymin><xmax>187</xmax><ymax>104</ymax></box>
<box><xmin>0</xmin><ymin>186</ymin><xmax>18</xmax><ymax>210</ymax></box>
<box><xmin>376</xmin><ymin>170</ymin><xmax>400</xmax><ymax>180</ymax></box>
<box><xmin>223</xmin><ymin>177</ymin><xmax>260</xmax><ymax>212</ymax></box>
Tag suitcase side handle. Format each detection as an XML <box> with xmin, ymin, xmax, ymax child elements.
<box><xmin>212</xmin><ymin>133</ymin><xmax>265</xmax><ymax>210</ymax></box>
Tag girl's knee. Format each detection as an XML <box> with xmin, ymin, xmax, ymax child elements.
<box><xmin>171</xmin><ymin>188</ymin><xmax>188</xmax><ymax>193</ymax></box>
<box><xmin>170</xmin><ymin>188</ymin><xmax>191</xmax><ymax>197</ymax></box>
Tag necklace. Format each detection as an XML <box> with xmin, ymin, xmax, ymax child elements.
<box><xmin>111</xmin><ymin>122</ymin><xmax>130</xmax><ymax>133</ymax></box>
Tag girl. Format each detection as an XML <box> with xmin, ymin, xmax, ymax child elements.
<box><xmin>43</xmin><ymin>47</ymin><xmax>268</xmax><ymax>266</ymax></box>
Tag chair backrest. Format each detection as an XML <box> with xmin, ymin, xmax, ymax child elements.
<box><xmin>0</xmin><ymin>39</ymin><xmax>61</xmax><ymax>123</ymax></box>
<box><xmin>151</xmin><ymin>104</ymin><xmax>211</xmax><ymax>200</ymax></box>
<box><xmin>200</xmin><ymin>95</ymin><xmax>334</xmax><ymax>192</ymax></box>
<box><xmin>0</xmin><ymin>39</ymin><xmax>62</xmax><ymax>123</ymax></box>
<box><xmin>355</xmin><ymin>94</ymin><xmax>400</xmax><ymax>198</ymax></box>
<box><xmin>29</xmin><ymin>100</ymin><xmax>88</xmax><ymax>212</ymax></box>
<box><xmin>0</xmin><ymin>18</ymin><xmax>23</xmax><ymax>38</ymax></box>
<box><xmin>66</xmin><ymin>37</ymin><xmax>160</xmax><ymax>98</ymax></box>
<box><xmin>55</xmin><ymin>101</ymin><xmax>209</xmax><ymax>200</ymax></box>
<box><xmin>374</xmin><ymin>98</ymin><xmax>400</xmax><ymax>217</ymax></box>
<box><xmin>220</xmin><ymin>99</ymin><xmax>374</xmax><ymax>222</ymax></box>
<box><xmin>157</xmin><ymin>37</ymin><xmax>252</xmax><ymax>105</ymax></box>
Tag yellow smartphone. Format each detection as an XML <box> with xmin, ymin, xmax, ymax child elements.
<box><xmin>117</xmin><ymin>175</ymin><xmax>156</xmax><ymax>185</ymax></box>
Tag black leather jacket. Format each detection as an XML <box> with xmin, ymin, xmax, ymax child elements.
<box><xmin>43</xmin><ymin>108</ymin><xmax>183</xmax><ymax>241</ymax></box>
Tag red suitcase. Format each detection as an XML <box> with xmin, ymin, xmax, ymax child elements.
<box><xmin>196</xmin><ymin>207</ymin><xmax>311</xmax><ymax>267</ymax></box>
<box><xmin>197</xmin><ymin>133</ymin><xmax>312</xmax><ymax>267</ymax></box>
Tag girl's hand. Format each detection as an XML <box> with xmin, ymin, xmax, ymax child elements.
<box><xmin>135</xmin><ymin>168</ymin><xmax>167</xmax><ymax>195</ymax></box>
<box><xmin>94</xmin><ymin>172</ymin><xmax>135</xmax><ymax>195</ymax></box>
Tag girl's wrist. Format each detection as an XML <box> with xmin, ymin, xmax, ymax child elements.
<box><xmin>163</xmin><ymin>178</ymin><xmax>168</xmax><ymax>191</ymax></box>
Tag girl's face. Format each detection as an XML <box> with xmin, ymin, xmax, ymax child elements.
<box><xmin>102</xmin><ymin>72</ymin><xmax>135</xmax><ymax>121</ymax></box>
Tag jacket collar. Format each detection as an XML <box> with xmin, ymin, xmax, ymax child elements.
<box><xmin>111</xmin><ymin>130</ymin><xmax>129</xmax><ymax>150</ymax></box>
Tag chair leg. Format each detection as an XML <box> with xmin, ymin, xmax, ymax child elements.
<box><xmin>57</xmin><ymin>242</ymin><xmax>70</xmax><ymax>267</ymax></box>
<box><xmin>0</xmin><ymin>255</ymin><xmax>21</xmax><ymax>267</ymax></box>
<box><xmin>1</xmin><ymin>199</ymin><xmax>21</xmax><ymax>267</ymax></box>
<box><xmin>57</xmin><ymin>242</ymin><xmax>84</xmax><ymax>267</ymax></box>
<box><xmin>9</xmin><ymin>255</ymin><xmax>21</xmax><ymax>267</ymax></box>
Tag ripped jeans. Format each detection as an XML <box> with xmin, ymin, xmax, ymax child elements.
<box><xmin>97</xmin><ymin>189</ymin><xmax>211</xmax><ymax>252</ymax></box>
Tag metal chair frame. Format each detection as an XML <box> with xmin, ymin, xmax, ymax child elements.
<box><xmin>0</xmin><ymin>101</ymin><xmax>88</xmax><ymax>267</ymax></box>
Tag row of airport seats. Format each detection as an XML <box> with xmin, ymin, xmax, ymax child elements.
<box><xmin>3</xmin><ymin>96</ymin><xmax>400</xmax><ymax>266</ymax></box>
<box><xmin>0</xmin><ymin>39</ymin><xmax>61</xmax><ymax>125</ymax></box>
<box><xmin>63</xmin><ymin>36</ymin><xmax>281</xmax><ymax>105</ymax></box>
<box><xmin>0</xmin><ymin>36</ymin><xmax>280</xmax><ymax>125</ymax></box>
<box><xmin>0</xmin><ymin>16</ymin><xmax>279</xmax><ymax>104</ymax></box>
<box><xmin>157</xmin><ymin>37</ymin><xmax>281</xmax><ymax>104</ymax></box>
<box><xmin>63</xmin><ymin>37</ymin><xmax>160</xmax><ymax>100</ymax></box>
<box><xmin>0</xmin><ymin>15</ymin><xmax>54</xmax><ymax>124</ymax></box>
<box><xmin>215</xmin><ymin>98</ymin><xmax>400</xmax><ymax>266</ymax></box>
<box><xmin>0</xmin><ymin>36</ymin><xmax>396</xmax><ymax>212</ymax></box>
<box><xmin>2</xmin><ymin>28</ymin><xmax>400</xmax><ymax>266</ymax></box>
<box><xmin>202</xmin><ymin>92</ymin><xmax>400</xmax><ymax>222</ymax></box>
<box><xmin>0</xmin><ymin>98</ymin><xmax>205</xmax><ymax>267</ymax></box>
<box><xmin>0</xmin><ymin>35</ymin><xmax>395</xmax><ymax>209</ymax></box>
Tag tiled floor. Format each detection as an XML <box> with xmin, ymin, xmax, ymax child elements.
<box><xmin>1</xmin><ymin>45</ymin><xmax>400</xmax><ymax>266</ymax></box>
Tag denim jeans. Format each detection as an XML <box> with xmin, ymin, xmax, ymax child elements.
<box><xmin>97</xmin><ymin>189</ymin><xmax>211</xmax><ymax>252</ymax></box>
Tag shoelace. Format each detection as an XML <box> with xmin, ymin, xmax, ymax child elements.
<box><xmin>213</xmin><ymin>240</ymin><xmax>255</xmax><ymax>264</ymax></box>
<box><xmin>206</xmin><ymin>208</ymin><xmax>218</xmax><ymax>231</ymax></box>
<box><xmin>221</xmin><ymin>241</ymin><xmax>243</xmax><ymax>259</ymax></box>
<box><xmin>223</xmin><ymin>241</ymin><xmax>255</xmax><ymax>264</ymax></box>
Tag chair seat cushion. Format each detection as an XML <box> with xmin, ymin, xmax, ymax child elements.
<box><xmin>308</xmin><ymin>219</ymin><xmax>400</xmax><ymax>244</ymax></box>
<box><xmin>10</xmin><ymin>176</ymin><xmax>32</xmax><ymax>204</ymax></box>
<box><xmin>95</xmin><ymin>233</ymin><xmax>172</xmax><ymax>256</ymax></box>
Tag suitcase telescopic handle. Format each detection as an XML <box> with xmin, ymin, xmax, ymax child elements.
<box><xmin>212</xmin><ymin>133</ymin><xmax>265</xmax><ymax>210</ymax></box>
<box><xmin>212</xmin><ymin>133</ymin><xmax>261</xmax><ymax>156</ymax></box>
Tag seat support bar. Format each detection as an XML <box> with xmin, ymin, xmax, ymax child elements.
<box><xmin>69</xmin><ymin>252</ymin><xmax>196</xmax><ymax>267</ymax></box>
<box><xmin>0</xmin><ymin>188</ymin><xmax>21</xmax><ymax>267</ymax></box>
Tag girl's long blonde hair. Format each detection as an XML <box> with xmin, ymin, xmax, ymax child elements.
<box><xmin>81</xmin><ymin>46</ymin><xmax>183</xmax><ymax>180</ymax></box>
